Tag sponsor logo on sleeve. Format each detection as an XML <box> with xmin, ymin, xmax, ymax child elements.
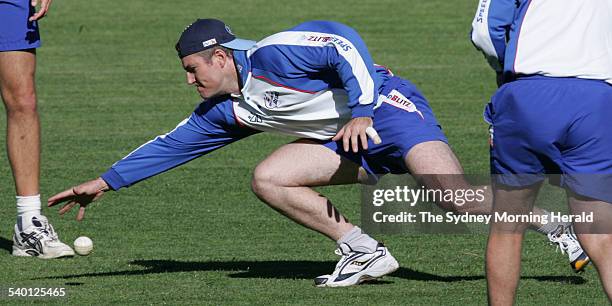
<box><xmin>305</xmin><ymin>35</ymin><xmax>352</xmax><ymax>51</ymax></box>
<box><xmin>476</xmin><ymin>0</ymin><xmax>488</xmax><ymax>23</ymax></box>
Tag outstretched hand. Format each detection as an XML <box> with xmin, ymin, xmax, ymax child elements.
<box><xmin>48</xmin><ymin>178</ymin><xmax>110</xmax><ymax>221</ymax></box>
<box><xmin>332</xmin><ymin>117</ymin><xmax>382</xmax><ymax>152</ymax></box>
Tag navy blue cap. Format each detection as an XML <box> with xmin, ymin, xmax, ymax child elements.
<box><xmin>175</xmin><ymin>19</ymin><xmax>256</xmax><ymax>58</ymax></box>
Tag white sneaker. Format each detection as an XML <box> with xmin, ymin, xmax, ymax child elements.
<box><xmin>12</xmin><ymin>215</ymin><xmax>75</xmax><ymax>259</ymax></box>
<box><xmin>547</xmin><ymin>225</ymin><xmax>590</xmax><ymax>273</ymax></box>
<box><xmin>314</xmin><ymin>243</ymin><xmax>399</xmax><ymax>287</ymax></box>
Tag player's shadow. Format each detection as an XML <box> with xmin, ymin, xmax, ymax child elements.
<box><xmin>0</xmin><ymin>236</ymin><xmax>12</xmax><ymax>253</ymax></box>
<box><xmin>37</xmin><ymin>259</ymin><xmax>586</xmax><ymax>285</ymax></box>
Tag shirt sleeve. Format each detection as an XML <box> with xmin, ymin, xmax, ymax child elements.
<box><xmin>470</xmin><ymin>0</ymin><xmax>516</xmax><ymax>72</ymax></box>
<box><xmin>320</xmin><ymin>22</ymin><xmax>379</xmax><ymax>118</ymax></box>
<box><xmin>253</xmin><ymin>21</ymin><xmax>382</xmax><ymax>118</ymax></box>
<box><xmin>100</xmin><ymin>98</ymin><xmax>258</xmax><ymax>190</ymax></box>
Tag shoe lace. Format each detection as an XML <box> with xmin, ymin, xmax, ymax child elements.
<box><xmin>547</xmin><ymin>227</ymin><xmax>578</xmax><ymax>255</ymax></box>
<box><xmin>41</xmin><ymin>219</ymin><xmax>59</xmax><ymax>241</ymax></box>
<box><xmin>334</xmin><ymin>248</ymin><xmax>350</xmax><ymax>269</ymax></box>
<box><xmin>19</xmin><ymin>228</ymin><xmax>47</xmax><ymax>249</ymax></box>
<box><xmin>24</xmin><ymin>219</ymin><xmax>59</xmax><ymax>245</ymax></box>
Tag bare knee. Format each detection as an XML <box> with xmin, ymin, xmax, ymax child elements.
<box><xmin>251</xmin><ymin>162</ymin><xmax>284</xmax><ymax>201</ymax></box>
<box><xmin>405</xmin><ymin>141</ymin><xmax>463</xmax><ymax>175</ymax></box>
<box><xmin>3</xmin><ymin>88</ymin><xmax>37</xmax><ymax>116</ymax></box>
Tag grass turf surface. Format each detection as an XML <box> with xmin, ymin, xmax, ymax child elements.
<box><xmin>0</xmin><ymin>0</ymin><xmax>609</xmax><ymax>304</ymax></box>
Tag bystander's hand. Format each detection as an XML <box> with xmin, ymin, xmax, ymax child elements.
<box><xmin>29</xmin><ymin>0</ymin><xmax>52</xmax><ymax>21</ymax></box>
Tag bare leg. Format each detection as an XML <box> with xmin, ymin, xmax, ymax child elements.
<box><xmin>253</xmin><ymin>140</ymin><xmax>400</xmax><ymax>287</ymax></box>
<box><xmin>404</xmin><ymin>141</ymin><xmax>553</xmax><ymax>229</ymax></box>
<box><xmin>404</xmin><ymin>141</ymin><xmax>464</xmax><ymax>175</ymax></box>
<box><xmin>569</xmin><ymin>193</ymin><xmax>612</xmax><ymax>300</ymax></box>
<box><xmin>486</xmin><ymin>184</ymin><xmax>540</xmax><ymax>306</ymax></box>
<box><xmin>251</xmin><ymin>139</ymin><xmax>370</xmax><ymax>241</ymax></box>
<box><xmin>1</xmin><ymin>51</ymin><xmax>73</xmax><ymax>259</ymax></box>
<box><xmin>404</xmin><ymin>141</ymin><xmax>500</xmax><ymax>215</ymax></box>
<box><xmin>0</xmin><ymin>50</ymin><xmax>40</xmax><ymax>196</ymax></box>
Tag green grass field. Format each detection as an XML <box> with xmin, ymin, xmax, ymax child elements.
<box><xmin>0</xmin><ymin>0</ymin><xmax>609</xmax><ymax>304</ymax></box>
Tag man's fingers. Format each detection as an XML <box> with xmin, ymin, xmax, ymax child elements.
<box><xmin>350</xmin><ymin>130</ymin><xmax>359</xmax><ymax>153</ymax></box>
<box><xmin>332</xmin><ymin>128</ymin><xmax>344</xmax><ymax>142</ymax></box>
<box><xmin>342</xmin><ymin>130</ymin><xmax>351</xmax><ymax>152</ymax></box>
<box><xmin>359</xmin><ymin>131</ymin><xmax>368</xmax><ymax>151</ymax></box>
<box><xmin>48</xmin><ymin>189</ymin><xmax>76</xmax><ymax>207</ymax></box>
<box><xmin>338</xmin><ymin>118</ymin><xmax>377</xmax><ymax>152</ymax></box>
<box><xmin>29</xmin><ymin>12</ymin><xmax>42</xmax><ymax>22</ymax></box>
<box><xmin>93</xmin><ymin>190</ymin><xmax>105</xmax><ymax>202</ymax></box>
<box><xmin>29</xmin><ymin>0</ymin><xmax>50</xmax><ymax>21</ymax></box>
<box><xmin>39</xmin><ymin>0</ymin><xmax>51</xmax><ymax>18</ymax></box>
<box><xmin>29</xmin><ymin>10</ymin><xmax>45</xmax><ymax>21</ymax></box>
<box><xmin>76</xmin><ymin>206</ymin><xmax>86</xmax><ymax>221</ymax></box>
<box><xmin>365</xmin><ymin>126</ymin><xmax>382</xmax><ymax>144</ymax></box>
<box><xmin>42</xmin><ymin>0</ymin><xmax>51</xmax><ymax>11</ymax></box>
<box><xmin>58</xmin><ymin>201</ymin><xmax>77</xmax><ymax>215</ymax></box>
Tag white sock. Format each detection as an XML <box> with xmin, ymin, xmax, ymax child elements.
<box><xmin>16</xmin><ymin>194</ymin><xmax>41</xmax><ymax>220</ymax></box>
<box><xmin>337</xmin><ymin>226</ymin><xmax>379</xmax><ymax>253</ymax></box>
<box><xmin>535</xmin><ymin>209</ymin><xmax>570</xmax><ymax>235</ymax></box>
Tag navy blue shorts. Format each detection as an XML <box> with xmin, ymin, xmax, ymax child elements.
<box><xmin>0</xmin><ymin>0</ymin><xmax>40</xmax><ymax>51</ymax></box>
<box><xmin>486</xmin><ymin>76</ymin><xmax>612</xmax><ymax>202</ymax></box>
<box><xmin>322</xmin><ymin>76</ymin><xmax>448</xmax><ymax>179</ymax></box>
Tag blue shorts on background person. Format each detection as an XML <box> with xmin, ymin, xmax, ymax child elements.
<box><xmin>486</xmin><ymin>76</ymin><xmax>612</xmax><ymax>203</ymax></box>
<box><xmin>0</xmin><ymin>0</ymin><xmax>40</xmax><ymax>51</ymax></box>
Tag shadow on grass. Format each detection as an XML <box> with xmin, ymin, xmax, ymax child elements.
<box><xmin>0</xmin><ymin>236</ymin><xmax>12</xmax><ymax>254</ymax></box>
<box><xmin>36</xmin><ymin>259</ymin><xmax>586</xmax><ymax>284</ymax></box>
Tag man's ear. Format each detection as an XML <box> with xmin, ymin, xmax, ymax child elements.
<box><xmin>213</xmin><ymin>48</ymin><xmax>228</xmax><ymax>67</ymax></box>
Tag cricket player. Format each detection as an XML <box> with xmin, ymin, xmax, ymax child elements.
<box><xmin>471</xmin><ymin>0</ymin><xmax>612</xmax><ymax>303</ymax></box>
<box><xmin>1</xmin><ymin>0</ymin><xmax>74</xmax><ymax>258</ymax></box>
<box><xmin>50</xmin><ymin>19</ymin><xmax>581</xmax><ymax>286</ymax></box>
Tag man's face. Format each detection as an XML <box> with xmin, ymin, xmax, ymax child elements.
<box><xmin>181</xmin><ymin>52</ymin><xmax>226</xmax><ymax>99</ymax></box>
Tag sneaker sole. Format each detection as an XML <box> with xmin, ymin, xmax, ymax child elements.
<box><xmin>571</xmin><ymin>255</ymin><xmax>591</xmax><ymax>273</ymax></box>
<box><xmin>316</xmin><ymin>254</ymin><xmax>399</xmax><ymax>287</ymax></box>
<box><xmin>12</xmin><ymin>246</ymin><xmax>75</xmax><ymax>259</ymax></box>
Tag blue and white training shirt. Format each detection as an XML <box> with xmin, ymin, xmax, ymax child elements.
<box><xmin>471</xmin><ymin>0</ymin><xmax>612</xmax><ymax>84</ymax></box>
<box><xmin>232</xmin><ymin>21</ymin><xmax>390</xmax><ymax>139</ymax></box>
<box><xmin>100</xmin><ymin>21</ymin><xmax>394</xmax><ymax>190</ymax></box>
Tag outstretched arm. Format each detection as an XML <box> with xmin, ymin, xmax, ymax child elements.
<box><xmin>48</xmin><ymin>99</ymin><xmax>258</xmax><ymax>220</ymax></box>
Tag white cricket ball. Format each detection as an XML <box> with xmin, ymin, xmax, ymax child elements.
<box><xmin>74</xmin><ymin>236</ymin><xmax>93</xmax><ymax>256</ymax></box>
